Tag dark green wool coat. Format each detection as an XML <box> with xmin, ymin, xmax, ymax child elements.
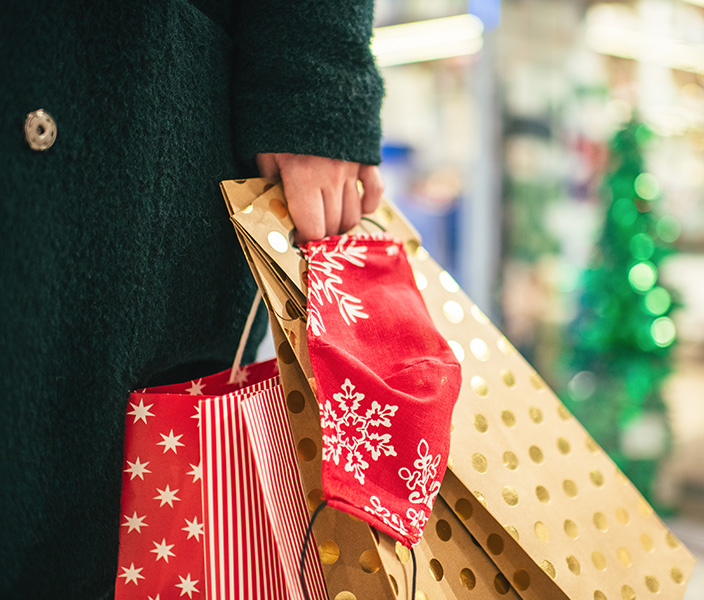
<box><xmin>0</xmin><ymin>1</ymin><xmax>383</xmax><ymax>597</ymax></box>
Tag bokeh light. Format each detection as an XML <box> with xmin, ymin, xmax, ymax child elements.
<box><xmin>568</xmin><ymin>370</ymin><xmax>597</xmax><ymax>401</ymax></box>
<box><xmin>651</xmin><ymin>317</ymin><xmax>676</xmax><ymax>348</ymax></box>
<box><xmin>656</xmin><ymin>215</ymin><xmax>681</xmax><ymax>243</ymax></box>
<box><xmin>612</xmin><ymin>197</ymin><xmax>638</xmax><ymax>226</ymax></box>
<box><xmin>644</xmin><ymin>287</ymin><xmax>671</xmax><ymax>316</ymax></box>
<box><xmin>630</xmin><ymin>233</ymin><xmax>655</xmax><ymax>260</ymax></box>
<box><xmin>634</xmin><ymin>173</ymin><xmax>660</xmax><ymax>200</ymax></box>
<box><xmin>628</xmin><ymin>262</ymin><xmax>657</xmax><ymax>292</ymax></box>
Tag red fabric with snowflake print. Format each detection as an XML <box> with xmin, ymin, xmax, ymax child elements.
<box><xmin>301</xmin><ymin>234</ymin><xmax>462</xmax><ymax>547</ymax></box>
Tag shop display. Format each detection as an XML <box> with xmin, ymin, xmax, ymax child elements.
<box><xmin>562</xmin><ymin>120</ymin><xmax>679</xmax><ymax>508</ymax></box>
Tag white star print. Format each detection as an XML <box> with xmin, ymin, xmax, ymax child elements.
<box><xmin>150</xmin><ymin>538</ymin><xmax>176</xmax><ymax>563</ymax></box>
<box><xmin>191</xmin><ymin>404</ymin><xmax>201</xmax><ymax>428</ymax></box>
<box><xmin>124</xmin><ymin>457</ymin><xmax>151</xmax><ymax>481</ymax></box>
<box><xmin>386</xmin><ymin>244</ymin><xmax>400</xmax><ymax>257</ymax></box>
<box><xmin>231</xmin><ymin>365</ymin><xmax>250</xmax><ymax>386</ymax></box>
<box><xmin>175</xmin><ymin>573</ymin><xmax>200</xmax><ymax>598</ymax></box>
<box><xmin>186</xmin><ymin>378</ymin><xmax>205</xmax><ymax>395</ymax></box>
<box><xmin>182</xmin><ymin>516</ymin><xmax>204</xmax><ymax>541</ymax></box>
<box><xmin>187</xmin><ymin>462</ymin><xmax>202</xmax><ymax>483</ymax></box>
<box><xmin>148</xmin><ymin>595</ymin><xmax>161</xmax><ymax>600</ymax></box>
<box><xmin>118</xmin><ymin>563</ymin><xmax>145</xmax><ymax>585</ymax></box>
<box><xmin>127</xmin><ymin>399</ymin><xmax>155</xmax><ymax>424</ymax></box>
<box><xmin>157</xmin><ymin>429</ymin><xmax>185</xmax><ymax>454</ymax></box>
<box><xmin>154</xmin><ymin>484</ymin><xmax>181</xmax><ymax>508</ymax></box>
<box><xmin>121</xmin><ymin>511</ymin><xmax>148</xmax><ymax>533</ymax></box>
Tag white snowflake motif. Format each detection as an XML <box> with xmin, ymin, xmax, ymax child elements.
<box><xmin>364</xmin><ymin>495</ymin><xmax>409</xmax><ymax>538</ymax></box>
<box><xmin>398</xmin><ymin>439</ymin><xmax>442</xmax><ymax>510</ymax></box>
<box><xmin>321</xmin><ymin>378</ymin><xmax>397</xmax><ymax>485</ymax></box>
<box><xmin>305</xmin><ymin>236</ymin><xmax>370</xmax><ymax>336</ymax></box>
<box><xmin>405</xmin><ymin>507</ymin><xmax>428</xmax><ymax>532</ymax></box>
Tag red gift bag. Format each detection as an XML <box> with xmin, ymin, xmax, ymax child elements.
<box><xmin>115</xmin><ymin>358</ymin><xmax>326</xmax><ymax>599</ymax></box>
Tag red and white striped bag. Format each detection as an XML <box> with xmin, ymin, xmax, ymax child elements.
<box><xmin>115</xmin><ymin>358</ymin><xmax>326</xmax><ymax>600</ymax></box>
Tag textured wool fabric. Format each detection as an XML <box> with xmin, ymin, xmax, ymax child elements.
<box><xmin>0</xmin><ymin>1</ymin><xmax>383</xmax><ymax>598</ymax></box>
<box><xmin>302</xmin><ymin>235</ymin><xmax>462</xmax><ymax>547</ymax></box>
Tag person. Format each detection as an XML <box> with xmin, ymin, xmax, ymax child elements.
<box><xmin>0</xmin><ymin>1</ymin><xmax>384</xmax><ymax>597</ymax></box>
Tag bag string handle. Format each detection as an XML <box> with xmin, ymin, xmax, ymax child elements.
<box><xmin>299</xmin><ymin>500</ymin><xmax>417</xmax><ymax>600</ymax></box>
<box><xmin>229</xmin><ymin>289</ymin><xmax>263</xmax><ymax>384</ymax></box>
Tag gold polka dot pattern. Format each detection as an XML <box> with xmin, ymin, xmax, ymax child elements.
<box><xmin>592</xmin><ymin>551</ymin><xmax>607</xmax><ymax>571</ymax></box>
<box><xmin>617</xmin><ymin>547</ymin><xmax>632</xmax><ymax>567</ymax></box>
<box><xmin>359</xmin><ymin>549</ymin><xmax>382</xmax><ymax>574</ymax></box>
<box><xmin>534</xmin><ymin>521</ymin><xmax>550</xmax><ymax>542</ymax></box>
<box><xmin>502</xmin><ymin>487</ymin><xmax>519</xmax><ymax>507</ymax></box>
<box><xmin>496</xmin><ymin>336</ymin><xmax>515</xmax><ymax>355</ymax></box>
<box><xmin>641</xmin><ymin>533</ymin><xmax>654</xmax><ymax>552</ymax></box>
<box><xmin>285</xmin><ymin>389</ymin><xmax>305</xmax><ymax>413</ymax></box>
<box><xmin>296</xmin><ymin>437</ymin><xmax>317</xmax><ymax>462</ymax></box>
<box><xmin>222</xmin><ymin>187</ymin><xmax>696</xmax><ymax>600</ymax></box>
<box><xmin>501</xmin><ymin>370</ymin><xmax>516</xmax><ymax>387</ymax></box>
<box><xmin>487</xmin><ymin>533</ymin><xmax>504</xmax><ymax>555</ymax></box>
<box><xmin>645</xmin><ymin>575</ymin><xmax>660</xmax><ymax>593</ymax></box>
<box><xmin>621</xmin><ymin>584</ymin><xmax>636</xmax><ymax>600</ymax></box>
<box><xmin>529</xmin><ymin>406</ymin><xmax>544</xmax><ymax>424</ymax></box>
<box><xmin>470</xmin><ymin>338</ymin><xmax>490</xmax><ymax>361</ymax></box>
<box><xmin>535</xmin><ymin>485</ymin><xmax>550</xmax><ymax>504</ymax></box>
<box><xmin>563</xmin><ymin>479</ymin><xmax>578</xmax><ymax>498</ymax></box>
<box><xmin>615</xmin><ymin>507</ymin><xmax>629</xmax><ymax>524</ymax></box>
<box><xmin>471</xmin><ymin>375</ymin><xmax>489</xmax><ymax>397</ymax></box>
<box><xmin>594</xmin><ymin>512</ymin><xmax>608</xmax><ymax>532</ymax></box>
<box><xmin>435</xmin><ymin>519</ymin><xmax>452</xmax><ymax>542</ymax></box>
<box><xmin>504</xmin><ymin>525</ymin><xmax>519</xmax><ymax>542</ymax></box>
<box><xmin>563</xmin><ymin>519</ymin><xmax>579</xmax><ymax>540</ymax></box>
<box><xmin>503</xmin><ymin>451</ymin><xmax>519</xmax><ymax>471</ymax></box>
<box><xmin>454</xmin><ymin>498</ymin><xmax>473</xmax><ymax>520</ymax></box>
<box><xmin>557</xmin><ymin>438</ymin><xmax>571</xmax><ymax>455</ymax></box>
<box><xmin>460</xmin><ymin>568</ymin><xmax>476</xmax><ymax>590</ymax></box>
<box><xmin>513</xmin><ymin>569</ymin><xmax>530</xmax><ymax>591</ymax></box>
<box><xmin>394</xmin><ymin>541</ymin><xmax>410</xmax><ymax>564</ymax></box>
<box><xmin>428</xmin><ymin>558</ymin><xmax>444</xmax><ymax>581</ymax></box>
<box><xmin>590</xmin><ymin>470</ymin><xmax>605</xmax><ymax>487</ymax></box>
<box><xmin>566</xmin><ymin>555</ymin><xmax>581</xmax><ymax>575</ymax></box>
<box><xmin>474</xmin><ymin>413</ymin><xmax>489</xmax><ymax>433</ymax></box>
<box><xmin>472</xmin><ymin>453</ymin><xmax>488</xmax><ymax>473</ymax></box>
<box><xmin>501</xmin><ymin>410</ymin><xmax>516</xmax><ymax>428</ymax></box>
<box><xmin>494</xmin><ymin>573</ymin><xmax>511</xmax><ymax>594</ymax></box>
<box><xmin>540</xmin><ymin>560</ymin><xmax>557</xmax><ymax>580</ymax></box>
<box><xmin>442</xmin><ymin>300</ymin><xmax>464</xmax><ymax>324</ymax></box>
<box><xmin>319</xmin><ymin>540</ymin><xmax>341</xmax><ymax>564</ymax></box>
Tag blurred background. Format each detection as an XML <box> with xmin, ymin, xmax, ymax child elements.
<box><xmin>372</xmin><ymin>0</ymin><xmax>704</xmax><ymax>596</ymax></box>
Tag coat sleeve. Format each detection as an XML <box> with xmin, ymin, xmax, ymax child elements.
<box><xmin>229</xmin><ymin>0</ymin><xmax>384</xmax><ymax>167</ymax></box>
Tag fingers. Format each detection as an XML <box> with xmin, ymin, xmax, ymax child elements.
<box><xmin>278</xmin><ymin>159</ymin><xmax>327</xmax><ymax>244</ymax></box>
<box><xmin>359</xmin><ymin>165</ymin><xmax>384</xmax><ymax>215</ymax></box>
<box><xmin>340</xmin><ymin>178</ymin><xmax>362</xmax><ymax>234</ymax></box>
<box><xmin>322</xmin><ymin>184</ymin><xmax>343</xmax><ymax>238</ymax></box>
<box><xmin>257</xmin><ymin>152</ymin><xmax>385</xmax><ymax>244</ymax></box>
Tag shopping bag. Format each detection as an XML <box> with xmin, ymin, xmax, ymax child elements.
<box><xmin>221</xmin><ymin>177</ymin><xmax>696</xmax><ymax>600</ymax></box>
<box><xmin>222</xmin><ymin>180</ymin><xmax>530</xmax><ymax>599</ymax></box>
<box><xmin>115</xmin><ymin>357</ymin><xmax>326</xmax><ymax>599</ymax></box>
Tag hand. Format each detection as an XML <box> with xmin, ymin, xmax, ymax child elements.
<box><xmin>256</xmin><ymin>152</ymin><xmax>384</xmax><ymax>244</ymax></box>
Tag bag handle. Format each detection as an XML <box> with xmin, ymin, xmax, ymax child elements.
<box><xmin>229</xmin><ymin>289</ymin><xmax>263</xmax><ymax>384</ymax></box>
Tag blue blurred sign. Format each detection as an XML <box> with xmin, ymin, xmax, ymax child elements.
<box><xmin>469</xmin><ymin>0</ymin><xmax>501</xmax><ymax>31</ymax></box>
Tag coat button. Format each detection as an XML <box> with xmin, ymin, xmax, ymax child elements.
<box><xmin>24</xmin><ymin>109</ymin><xmax>57</xmax><ymax>151</ymax></box>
